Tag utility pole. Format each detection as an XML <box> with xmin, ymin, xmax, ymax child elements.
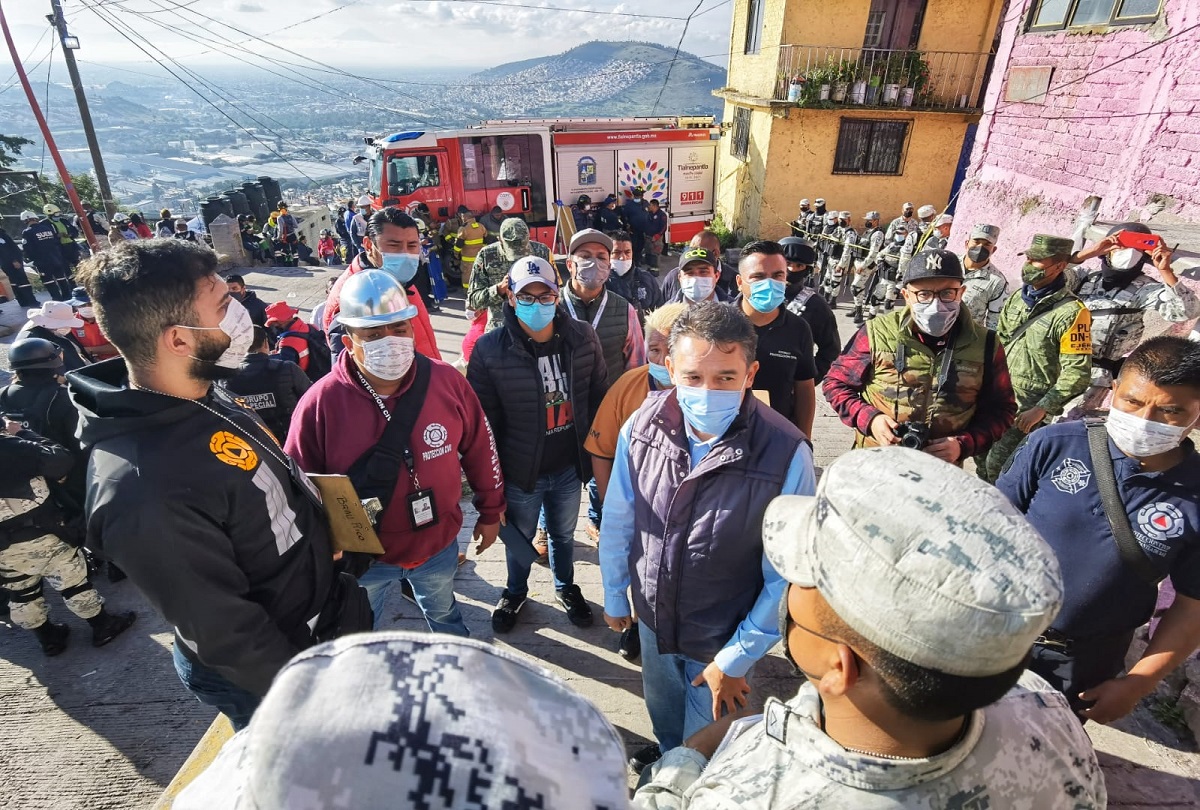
<box><xmin>48</xmin><ymin>0</ymin><xmax>116</xmax><ymax>221</ymax></box>
<box><xmin>0</xmin><ymin>0</ymin><xmax>98</xmax><ymax>250</ymax></box>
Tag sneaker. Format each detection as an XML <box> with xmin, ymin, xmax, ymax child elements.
<box><xmin>533</xmin><ymin>528</ymin><xmax>549</xmax><ymax>566</ymax></box>
<box><xmin>618</xmin><ymin>623</ymin><xmax>641</xmax><ymax>662</ymax></box>
<box><xmin>555</xmin><ymin>584</ymin><xmax>593</xmax><ymax>628</ymax></box>
<box><xmin>629</xmin><ymin>743</ymin><xmax>662</xmax><ymax>775</ymax></box>
<box><xmin>584</xmin><ymin>522</ymin><xmax>600</xmax><ymax>544</ymax></box>
<box><xmin>492</xmin><ymin>589</ymin><xmax>527</xmax><ymax>634</ymax></box>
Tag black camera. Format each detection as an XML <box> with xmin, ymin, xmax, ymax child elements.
<box><xmin>892</xmin><ymin>421</ymin><xmax>930</xmax><ymax>450</ymax></box>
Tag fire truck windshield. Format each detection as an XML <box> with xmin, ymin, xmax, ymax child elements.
<box><xmin>387</xmin><ymin>155</ymin><xmax>441</xmax><ymax>196</ymax></box>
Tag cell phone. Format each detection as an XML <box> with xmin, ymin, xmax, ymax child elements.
<box><xmin>1115</xmin><ymin>230</ymin><xmax>1163</xmax><ymax>252</ymax></box>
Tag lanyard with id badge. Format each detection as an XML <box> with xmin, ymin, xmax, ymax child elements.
<box><xmin>353</xmin><ymin>365</ymin><xmax>438</xmax><ymax>531</ymax></box>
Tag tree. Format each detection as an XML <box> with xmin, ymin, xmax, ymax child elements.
<box><xmin>45</xmin><ymin>171</ymin><xmax>109</xmax><ymax>211</ymax></box>
<box><xmin>0</xmin><ymin>134</ymin><xmax>44</xmax><ymax>218</ymax></box>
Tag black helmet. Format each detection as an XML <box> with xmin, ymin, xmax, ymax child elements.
<box><xmin>9</xmin><ymin>337</ymin><xmax>63</xmax><ymax>371</ymax></box>
<box><xmin>779</xmin><ymin>236</ymin><xmax>817</xmax><ymax>266</ymax></box>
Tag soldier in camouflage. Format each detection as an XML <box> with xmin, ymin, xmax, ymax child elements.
<box><xmin>1062</xmin><ymin>221</ymin><xmax>1200</xmax><ymax>417</ymax></box>
<box><xmin>982</xmin><ymin>235</ymin><xmax>1092</xmax><ymax>482</ymax></box>
<box><xmin>847</xmin><ymin>211</ymin><xmax>886</xmax><ymax>325</ymax></box>
<box><xmin>0</xmin><ymin>424</ymin><xmax>135</xmax><ymax>656</ymax></box>
<box><xmin>959</xmin><ymin>223</ymin><xmax>1008</xmax><ymax>329</ymax></box>
<box><xmin>466</xmin><ymin>217</ymin><xmax>552</xmax><ymax>330</ymax></box>
<box><xmin>874</xmin><ymin>220</ymin><xmax>907</xmax><ymax>312</ymax></box>
<box><xmin>634</xmin><ymin>448</ymin><xmax>1106</xmax><ymax>809</ymax></box>
<box><xmin>884</xmin><ymin>201</ymin><xmax>917</xmax><ymax>241</ymax></box>
<box><xmin>817</xmin><ymin>212</ymin><xmax>849</xmax><ymax>307</ymax></box>
<box><xmin>895</xmin><ymin>204</ymin><xmax>939</xmax><ymax>290</ymax></box>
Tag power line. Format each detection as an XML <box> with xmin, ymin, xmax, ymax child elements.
<box><xmin>652</xmin><ymin>0</ymin><xmax>705</xmax><ymax>115</ymax></box>
<box><xmin>0</xmin><ymin>23</ymin><xmax>53</xmax><ymax>95</ymax></box>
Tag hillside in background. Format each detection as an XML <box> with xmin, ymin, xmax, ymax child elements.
<box><xmin>466</xmin><ymin>41</ymin><xmax>725</xmax><ymax>118</ymax></box>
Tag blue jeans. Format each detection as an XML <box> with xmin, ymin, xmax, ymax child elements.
<box><xmin>172</xmin><ymin>642</ymin><xmax>260</xmax><ymax>731</ymax></box>
<box><xmin>538</xmin><ymin>476</ymin><xmax>601</xmax><ymax>532</ymax></box>
<box><xmin>358</xmin><ymin>542</ymin><xmax>468</xmax><ymax>636</ymax></box>
<box><xmin>638</xmin><ymin>621</ymin><xmax>714</xmax><ymax>750</ymax></box>
<box><xmin>501</xmin><ymin>466</ymin><xmax>581</xmax><ymax>596</ymax></box>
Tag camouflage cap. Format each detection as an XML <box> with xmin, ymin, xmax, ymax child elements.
<box><xmin>762</xmin><ymin>447</ymin><xmax>1063</xmax><ymax>678</ymax></box>
<box><xmin>174</xmin><ymin>632</ymin><xmax>629</xmax><ymax>810</ymax></box>
<box><xmin>1021</xmin><ymin>234</ymin><xmax>1074</xmax><ymax>261</ymax></box>
<box><xmin>970</xmin><ymin>223</ymin><xmax>1001</xmax><ymax>244</ymax></box>
<box><xmin>499</xmin><ymin>217</ymin><xmax>530</xmax><ymax>243</ymax></box>
<box><xmin>902</xmin><ymin>249</ymin><xmax>963</xmax><ymax>283</ymax></box>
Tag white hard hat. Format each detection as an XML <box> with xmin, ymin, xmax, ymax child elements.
<box><xmin>357</xmin><ymin>194</ymin><xmax>373</xmax><ymax>207</ymax></box>
<box><xmin>20</xmin><ymin>210</ymin><xmax>39</xmax><ymax>221</ymax></box>
<box><xmin>917</xmin><ymin>204</ymin><xmax>938</xmax><ymax>219</ymax></box>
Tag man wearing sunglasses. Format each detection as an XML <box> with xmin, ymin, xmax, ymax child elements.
<box><xmin>824</xmin><ymin>249</ymin><xmax>1016</xmax><ymax>466</ymax></box>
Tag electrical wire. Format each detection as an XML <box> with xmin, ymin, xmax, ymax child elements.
<box><xmin>651</xmin><ymin>0</ymin><xmax>706</xmax><ymax>115</ymax></box>
<box><xmin>0</xmin><ymin>24</ymin><xmax>53</xmax><ymax>95</ymax></box>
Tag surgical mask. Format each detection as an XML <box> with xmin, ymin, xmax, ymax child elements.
<box><xmin>746</xmin><ymin>278</ymin><xmax>786</xmax><ymax>313</ymax></box>
<box><xmin>909</xmin><ymin>298</ymin><xmax>959</xmax><ymax>337</ymax></box>
<box><xmin>1106</xmin><ymin>406</ymin><xmax>1195</xmax><ymax>458</ymax></box>
<box><xmin>648</xmin><ymin>361</ymin><xmax>673</xmax><ymax>388</ymax></box>
<box><xmin>893</xmin><ymin>234</ymin><xmax>906</xmax><ymax>243</ymax></box>
<box><xmin>573</xmin><ymin>257</ymin><xmax>610</xmax><ymax>289</ymax></box>
<box><xmin>515</xmin><ymin>300</ymin><xmax>556</xmax><ymax>331</ymax></box>
<box><xmin>680</xmin><ymin>275</ymin><xmax>715</xmax><ymax>302</ymax></box>
<box><xmin>1108</xmin><ymin>248</ymin><xmax>1143</xmax><ymax>271</ymax></box>
<box><xmin>177</xmin><ymin>297</ymin><xmax>255</xmax><ymax>369</ymax></box>
<box><xmin>380</xmin><ymin>252</ymin><xmax>420</xmax><ymax>285</ymax></box>
<box><xmin>1021</xmin><ymin>261</ymin><xmax>1049</xmax><ymax>284</ymax></box>
<box><xmin>967</xmin><ymin>245</ymin><xmax>992</xmax><ymax>264</ymax></box>
<box><xmin>54</xmin><ymin>327</ymin><xmax>73</xmax><ymax>336</ymax></box>
<box><xmin>676</xmin><ymin>381</ymin><xmax>745</xmax><ymax>438</ymax></box>
<box><xmin>355</xmin><ymin>335</ymin><xmax>414</xmax><ymax>382</ymax></box>
<box><xmin>77</xmin><ymin>307</ymin><xmax>95</xmax><ymax>319</ymax></box>
<box><xmin>611</xmin><ymin>259</ymin><xmax>633</xmax><ymax>276</ymax></box>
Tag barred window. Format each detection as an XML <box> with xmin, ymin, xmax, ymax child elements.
<box><xmin>832</xmin><ymin>118</ymin><xmax>910</xmax><ymax>175</ymax></box>
<box><xmin>731</xmin><ymin>107</ymin><xmax>751</xmax><ymax>161</ymax></box>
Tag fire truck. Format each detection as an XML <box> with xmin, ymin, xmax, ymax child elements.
<box><xmin>362</xmin><ymin>116</ymin><xmax>721</xmax><ymax>248</ymax></box>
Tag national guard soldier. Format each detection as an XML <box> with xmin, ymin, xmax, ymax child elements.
<box><xmin>1062</xmin><ymin>222</ymin><xmax>1200</xmax><ymax>417</ymax></box>
<box><xmin>633</xmin><ymin>448</ymin><xmax>1106</xmax><ymax>810</ymax></box>
<box><xmin>848</xmin><ymin>211</ymin><xmax>886</xmax><ymax>325</ymax></box>
<box><xmin>874</xmin><ymin>220</ymin><xmax>908</xmax><ymax>312</ymax></box>
<box><xmin>923</xmin><ymin>213</ymin><xmax>953</xmax><ymax>252</ymax></box>
<box><xmin>788</xmin><ymin>199</ymin><xmax>811</xmax><ymax>239</ymax></box>
<box><xmin>816</xmin><ymin>212</ymin><xmax>844</xmax><ymax>307</ymax></box>
<box><xmin>981</xmin><ymin>235</ymin><xmax>1092</xmax><ymax>482</ymax></box>
<box><xmin>467</xmin><ymin>218</ymin><xmax>552</xmax><ymax>331</ymax></box>
<box><xmin>897</xmin><ymin>204</ymin><xmax>938</xmax><ymax>283</ymax></box>
<box><xmin>830</xmin><ymin>211</ymin><xmax>858</xmax><ymax>312</ymax></box>
<box><xmin>885</xmin><ymin>201</ymin><xmax>917</xmax><ymax>241</ymax></box>
<box><xmin>960</xmin><ymin>223</ymin><xmax>1008</xmax><ymax>329</ymax></box>
<box><xmin>804</xmin><ymin>198</ymin><xmax>827</xmax><ymax>239</ymax></box>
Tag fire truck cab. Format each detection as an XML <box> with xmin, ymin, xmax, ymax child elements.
<box><xmin>363</xmin><ymin>116</ymin><xmax>720</xmax><ymax>249</ymax></box>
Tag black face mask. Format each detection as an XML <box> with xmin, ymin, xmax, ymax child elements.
<box><xmin>1100</xmin><ymin>256</ymin><xmax>1146</xmax><ymax>289</ymax></box>
<box><xmin>815</xmin><ymin>205</ymin><xmax>826</xmax><ymax>215</ymax></box>
<box><xmin>967</xmin><ymin>245</ymin><xmax>992</xmax><ymax>264</ymax></box>
<box><xmin>787</xmin><ymin>269</ymin><xmax>810</xmax><ymax>285</ymax></box>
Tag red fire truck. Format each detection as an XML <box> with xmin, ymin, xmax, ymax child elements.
<box><xmin>362</xmin><ymin>116</ymin><xmax>720</xmax><ymax>248</ymax></box>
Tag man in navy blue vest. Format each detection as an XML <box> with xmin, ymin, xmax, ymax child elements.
<box><xmin>599</xmin><ymin>301</ymin><xmax>815</xmax><ymax>773</ymax></box>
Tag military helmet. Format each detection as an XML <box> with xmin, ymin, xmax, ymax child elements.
<box><xmin>9</xmin><ymin>337</ymin><xmax>63</xmax><ymax>371</ymax></box>
<box><xmin>336</xmin><ymin>269</ymin><xmax>418</xmax><ymax>328</ymax></box>
<box><xmin>779</xmin><ymin>236</ymin><xmax>817</xmax><ymax>266</ymax></box>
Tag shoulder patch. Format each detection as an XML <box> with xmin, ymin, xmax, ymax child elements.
<box><xmin>1060</xmin><ymin>306</ymin><xmax>1092</xmax><ymax>355</ymax></box>
<box><xmin>209</xmin><ymin>431</ymin><xmax>259</xmax><ymax>471</ymax></box>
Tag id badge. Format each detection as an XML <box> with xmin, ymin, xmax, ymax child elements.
<box><xmin>407</xmin><ymin>488</ymin><xmax>438</xmax><ymax>531</ymax></box>
<box><xmin>290</xmin><ymin>458</ymin><xmax>324</xmax><ymax>509</ymax></box>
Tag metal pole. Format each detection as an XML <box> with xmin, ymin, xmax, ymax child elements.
<box><xmin>49</xmin><ymin>0</ymin><xmax>115</xmax><ymax>222</ymax></box>
<box><xmin>0</xmin><ymin>0</ymin><xmax>97</xmax><ymax>250</ymax></box>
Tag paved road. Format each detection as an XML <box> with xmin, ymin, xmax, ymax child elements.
<box><xmin>0</xmin><ymin>263</ymin><xmax>1196</xmax><ymax>808</ymax></box>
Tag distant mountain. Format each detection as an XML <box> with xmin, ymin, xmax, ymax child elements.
<box><xmin>465</xmin><ymin>41</ymin><xmax>725</xmax><ymax>119</ymax></box>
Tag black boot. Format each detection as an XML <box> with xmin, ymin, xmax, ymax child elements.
<box><xmin>33</xmin><ymin>621</ymin><xmax>70</xmax><ymax>656</ymax></box>
<box><xmin>853</xmin><ymin>305</ymin><xmax>864</xmax><ymax>325</ymax></box>
<box><xmin>88</xmin><ymin>608</ymin><xmax>136</xmax><ymax>647</ymax></box>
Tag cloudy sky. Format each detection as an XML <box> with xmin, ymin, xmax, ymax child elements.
<box><xmin>4</xmin><ymin>0</ymin><xmax>734</xmax><ymax>73</ymax></box>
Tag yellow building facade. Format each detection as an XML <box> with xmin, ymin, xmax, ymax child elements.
<box><xmin>715</xmin><ymin>0</ymin><xmax>1004</xmax><ymax>240</ymax></box>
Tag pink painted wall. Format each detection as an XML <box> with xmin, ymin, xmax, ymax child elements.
<box><xmin>950</xmin><ymin>0</ymin><xmax>1200</xmax><ymax>285</ymax></box>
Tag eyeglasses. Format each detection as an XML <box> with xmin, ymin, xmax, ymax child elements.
<box><xmin>906</xmin><ymin>287</ymin><xmax>963</xmax><ymax>304</ymax></box>
<box><xmin>514</xmin><ymin>292</ymin><xmax>559</xmax><ymax>305</ymax></box>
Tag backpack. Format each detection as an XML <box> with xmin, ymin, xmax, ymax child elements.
<box><xmin>280</xmin><ymin>326</ymin><xmax>332</xmax><ymax>381</ymax></box>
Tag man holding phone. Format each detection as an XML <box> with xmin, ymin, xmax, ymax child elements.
<box><xmin>1064</xmin><ymin>222</ymin><xmax>1199</xmax><ymax>417</ymax></box>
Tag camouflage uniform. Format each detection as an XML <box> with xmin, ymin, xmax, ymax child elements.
<box><xmin>633</xmin><ymin>673</ymin><xmax>1106</xmax><ymax>809</ymax></box>
<box><xmin>983</xmin><ymin>240</ymin><xmax>1092</xmax><ymax>482</ymax></box>
<box><xmin>466</xmin><ymin>234</ymin><xmax>551</xmax><ymax>330</ymax></box>
<box><xmin>848</xmin><ymin>224</ymin><xmax>886</xmax><ymax>315</ymax></box>
<box><xmin>961</xmin><ymin>261</ymin><xmax>1008</xmax><ymax>329</ymax></box>
<box><xmin>1062</xmin><ymin>264</ymin><xmax>1200</xmax><ymax>416</ymax></box>
<box><xmin>884</xmin><ymin>213</ymin><xmax>917</xmax><ymax>241</ymax></box>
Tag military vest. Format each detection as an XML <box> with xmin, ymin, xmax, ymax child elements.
<box><xmin>859</xmin><ymin>308</ymin><xmax>991</xmax><ymax>448</ymax></box>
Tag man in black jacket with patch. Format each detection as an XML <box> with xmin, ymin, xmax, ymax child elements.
<box><xmin>467</xmin><ymin>256</ymin><xmax>607</xmax><ymax>634</ymax></box>
<box><xmin>68</xmin><ymin>239</ymin><xmax>369</xmax><ymax>730</ymax></box>
<box><xmin>219</xmin><ymin>326</ymin><xmax>311</xmax><ymax>439</ymax></box>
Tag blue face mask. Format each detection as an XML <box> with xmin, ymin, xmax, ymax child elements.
<box><xmin>380</xmin><ymin>252</ymin><xmax>420</xmax><ymax>284</ymax></box>
<box><xmin>676</xmin><ymin>382</ymin><xmax>745</xmax><ymax>438</ymax></box>
<box><xmin>515</xmin><ymin>300</ymin><xmax>556</xmax><ymax>331</ymax></box>
<box><xmin>648</xmin><ymin>361</ymin><xmax>673</xmax><ymax>388</ymax></box>
<box><xmin>746</xmin><ymin>278</ymin><xmax>786</xmax><ymax>313</ymax></box>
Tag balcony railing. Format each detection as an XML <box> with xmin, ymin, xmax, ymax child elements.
<box><xmin>774</xmin><ymin>45</ymin><xmax>990</xmax><ymax>112</ymax></box>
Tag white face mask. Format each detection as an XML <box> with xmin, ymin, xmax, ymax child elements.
<box><xmin>78</xmin><ymin>307</ymin><xmax>95</xmax><ymax>319</ymax></box>
<box><xmin>909</xmin><ymin>298</ymin><xmax>959</xmax><ymax>337</ymax></box>
<box><xmin>611</xmin><ymin>259</ymin><xmax>633</xmax><ymax>276</ymax></box>
<box><xmin>680</xmin><ymin>275</ymin><xmax>715</xmax><ymax>302</ymax></box>
<box><xmin>356</xmin><ymin>335</ymin><xmax>415</xmax><ymax>381</ymax></box>
<box><xmin>54</xmin><ymin>327</ymin><xmax>73</xmax><ymax>336</ymax></box>
<box><xmin>1109</xmin><ymin>248</ymin><xmax>1143</xmax><ymax>271</ymax></box>
<box><xmin>177</xmin><ymin>296</ymin><xmax>255</xmax><ymax>369</ymax></box>
<box><xmin>1106</xmin><ymin>406</ymin><xmax>1195</xmax><ymax>458</ymax></box>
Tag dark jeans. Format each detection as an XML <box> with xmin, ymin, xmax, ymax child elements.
<box><xmin>500</xmin><ymin>466</ymin><xmax>581</xmax><ymax>597</ymax></box>
<box><xmin>1028</xmin><ymin>630</ymin><xmax>1134</xmax><ymax>715</ymax></box>
<box><xmin>172</xmin><ymin>642</ymin><xmax>260</xmax><ymax>731</ymax></box>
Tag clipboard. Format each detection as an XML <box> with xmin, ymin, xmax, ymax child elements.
<box><xmin>307</xmin><ymin>474</ymin><xmax>385</xmax><ymax>555</ymax></box>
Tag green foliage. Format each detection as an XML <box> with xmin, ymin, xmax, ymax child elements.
<box><xmin>708</xmin><ymin>213</ymin><xmax>739</xmax><ymax>250</ymax></box>
<box><xmin>45</xmin><ymin>172</ymin><xmax>108</xmax><ymax>210</ymax></box>
<box><xmin>0</xmin><ymin>135</ymin><xmax>44</xmax><ymax>218</ymax></box>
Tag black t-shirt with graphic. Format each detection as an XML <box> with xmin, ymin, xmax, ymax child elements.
<box><xmin>533</xmin><ymin>339</ymin><xmax>577</xmax><ymax>475</ymax></box>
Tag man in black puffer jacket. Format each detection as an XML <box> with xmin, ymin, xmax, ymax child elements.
<box><xmin>467</xmin><ymin>256</ymin><xmax>607</xmax><ymax>635</ymax></box>
<box><xmin>219</xmin><ymin>326</ymin><xmax>311</xmax><ymax>440</ymax></box>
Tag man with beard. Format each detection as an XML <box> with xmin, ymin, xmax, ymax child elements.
<box><xmin>467</xmin><ymin>217</ymin><xmax>552</xmax><ymax>331</ymax></box>
<box><xmin>67</xmin><ymin>240</ymin><xmax>370</xmax><ymax>730</ymax></box>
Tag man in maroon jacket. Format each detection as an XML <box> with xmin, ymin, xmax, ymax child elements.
<box><xmin>286</xmin><ymin>269</ymin><xmax>504</xmax><ymax>634</ymax></box>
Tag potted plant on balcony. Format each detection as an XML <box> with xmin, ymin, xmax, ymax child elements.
<box><xmin>831</xmin><ymin>59</ymin><xmax>852</xmax><ymax>103</ymax></box>
<box><xmin>897</xmin><ymin>51</ymin><xmax>932</xmax><ymax>108</ymax></box>
<box><xmin>805</xmin><ymin>60</ymin><xmax>834</xmax><ymax>103</ymax></box>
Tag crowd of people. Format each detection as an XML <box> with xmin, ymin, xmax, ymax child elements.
<box><xmin>1</xmin><ymin>190</ymin><xmax>1199</xmax><ymax>808</ymax></box>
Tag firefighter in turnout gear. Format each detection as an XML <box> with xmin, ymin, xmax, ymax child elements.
<box><xmin>1061</xmin><ymin>222</ymin><xmax>1200</xmax><ymax>417</ymax></box>
<box><xmin>849</xmin><ymin>211</ymin><xmax>887</xmax><ymax>325</ymax></box>
<box><xmin>454</xmin><ymin>207</ymin><xmax>488</xmax><ymax>289</ymax></box>
<box><xmin>981</xmin><ymin>235</ymin><xmax>1092</xmax><ymax>482</ymax></box>
<box><xmin>43</xmin><ymin>204</ymin><xmax>81</xmax><ymax>273</ymax></box>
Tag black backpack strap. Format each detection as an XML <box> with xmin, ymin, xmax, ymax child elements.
<box><xmin>1085</xmin><ymin>420</ymin><xmax>1160</xmax><ymax>585</ymax></box>
<box><xmin>345</xmin><ymin>354</ymin><xmax>433</xmax><ymax>515</ymax></box>
<box><xmin>1005</xmin><ymin>297</ymin><xmax>1077</xmax><ymax>347</ymax></box>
